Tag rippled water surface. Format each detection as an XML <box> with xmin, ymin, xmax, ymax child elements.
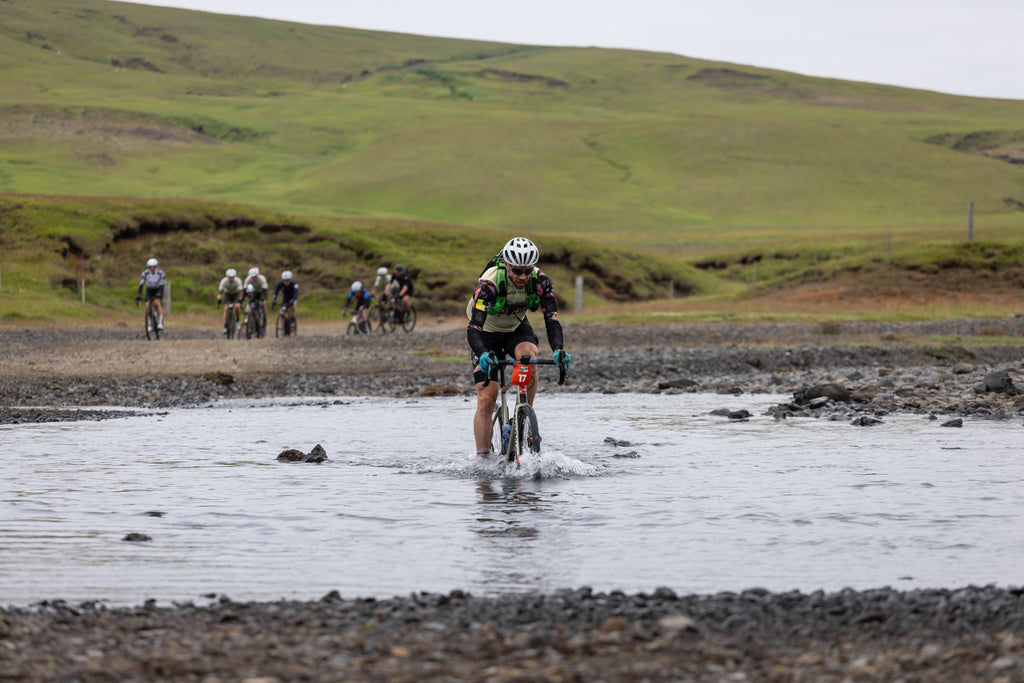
<box><xmin>3</xmin><ymin>393</ymin><xmax>1023</xmax><ymax>607</ymax></box>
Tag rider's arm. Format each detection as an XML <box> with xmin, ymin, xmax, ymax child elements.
<box><xmin>535</xmin><ymin>270</ymin><xmax>564</xmax><ymax>351</ymax></box>
<box><xmin>466</xmin><ymin>279</ymin><xmax>497</xmax><ymax>357</ymax></box>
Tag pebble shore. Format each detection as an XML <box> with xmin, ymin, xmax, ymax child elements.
<box><xmin>3</xmin><ymin>319</ymin><xmax>1023</xmax><ymax>680</ymax></box>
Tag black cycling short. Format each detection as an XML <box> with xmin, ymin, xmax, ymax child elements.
<box><xmin>471</xmin><ymin>320</ymin><xmax>539</xmax><ymax>384</ymax></box>
<box><xmin>144</xmin><ymin>286</ymin><xmax>163</xmax><ymax>302</ymax></box>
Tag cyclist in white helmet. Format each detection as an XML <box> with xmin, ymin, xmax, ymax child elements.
<box><xmin>372</xmin><ymin>266</ymin><xmax>392</xmax><ymax>301</ymax></box>
<box><xmin>136</xmin><ymin>258</ymin><xmax>166</xmax><ymax>330</ymax></box>
<box><xmin>466</xmin><ymin>237</ymin><xmax>570</xmax><ymax>457</ymax></box>
<box><xmin>242</xmin><ymin>266</ymin><xmax>269</xmax><ymax>334</ymax></box>
<box><xmin>271</xmin><ymin>270</ymin><xmax>299</xmax><ymax>314</ymax></box>
<box><xmin>343</xmin><ymin>280</ymin><xmax>372</xmax><ymax>333</ymax></box>
<box><xmin>217</xmin><ymin>268</ymin><xmax>244</xmax><ymax>335</ymax></box>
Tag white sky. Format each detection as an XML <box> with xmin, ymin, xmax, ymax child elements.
<box><xmin>124</xmin><ymin>0</ymin><xmax>1024</xmax><ymax>100</ymax></box>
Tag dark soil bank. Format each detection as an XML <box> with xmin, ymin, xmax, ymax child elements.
<box><xmin>4</xmin><ymin>586</ymin><xmax>1024</xmax><ymax>681</ymax></box>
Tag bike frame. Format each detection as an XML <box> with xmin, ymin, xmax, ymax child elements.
<box><xmin>144</xmin><ymin>298</ymin><xmax>160</xmax><ymax>340</ymax></box>
<box><xmin>484</xmin><ymin>356</ymin><xmax>567</xmax><ymax>467</ymax></box>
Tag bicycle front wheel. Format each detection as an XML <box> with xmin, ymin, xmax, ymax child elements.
<box><xmin>144</xmin><ymin>305</ymin><xmax>154</xmax><ymax>341</ymax></box>
<box><xmin>275</xmin><ymin>314</ymin><xmax>284</xmax><ymax>338</ymax></box>
<box><xmin>514</xmin><ymin>404</ymin><xmax>541</xmax><ymax>462</ymax></box>
<box><xmin>401</xmin><ymin>306</ymin><xmax>417</xmax><ymax>333</ymax></box>
<box><xmin>245</xmin><ymin>312</ymin><xmax>255</xmax><ymax>339</ymax></box>
<box><xmin>346</xmin><ymin>322</ymin><xmax>358</xmax><ymax>335</ymax></box>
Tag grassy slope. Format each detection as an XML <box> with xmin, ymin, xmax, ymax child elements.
<box><xmin>1</xmin><ymin>0</ymin><xmax>1024</xmax><ymax>324</ymax></box>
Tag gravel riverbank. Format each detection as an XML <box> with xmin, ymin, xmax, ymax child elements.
<box><xmin>2</xmin><ymin>318</ymin><xmax>1023</xmax><ymax>423</ymax></box>
<box><xmin>3</xmin><ymin>319</ymin><xmax>1024</xmax><ymax>681</ymax></box>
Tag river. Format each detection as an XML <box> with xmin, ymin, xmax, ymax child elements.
<box><xmin>2</xmin><ymin>392</ymin><xmax>1022</xmax><ymax>607</ymax></box>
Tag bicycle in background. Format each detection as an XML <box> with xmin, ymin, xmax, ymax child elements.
<box><xmin>485</xmin><ymin>356</ymin><xmax>567</xmax><ymax>467</ymax></box>
<box><xmin>140</xmin><ymin>297</ymin><xmax>161</xmax><ymax>341</ymax></box>
<box><xmin>382</xmin><ymin>302</ymin><xmax>417</xmax><ymax>333</ymax></box>
<box><xmin>276</xmin><ymin>304</ymin><xmax>297</xmax><ymax>337</ymax></box>
<box><xmin>243</xmin><ymin>298</ymin><xmax>266</xmax><ymax>339</ymax></box>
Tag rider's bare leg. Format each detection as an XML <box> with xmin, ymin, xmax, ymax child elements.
<box><xmin>474</xmin><ymin>380</ymin><xmax>500</xmax><ymax>453</ymax></box>
<box><xmin>514</xmin><ymin>341</ymin><xmax>540</xmax><ymax>404</ymax></box>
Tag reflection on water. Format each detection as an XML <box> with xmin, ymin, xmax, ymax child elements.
<box><xmin>2</xmin><ymin>393</ymin><xmax>1024</xmax><ymax>606</ymax></box>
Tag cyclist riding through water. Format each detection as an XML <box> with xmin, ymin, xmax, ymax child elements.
<box><xmin>343</xmin><ymin>281</ymin><xmax>372</xmax><ymax>333</ymax></box>
<box><xmin>271</xmin><ymin>270</ymin><xmax>299</xmax><ymax>315</ymax></box>
<box><xmin>467</xmin><ymin>237</ymin><xmax>570</xmax><ymax>457</ymax></box>
<box><xmin>217</xmin><ymin>268</ymin><xmax>243</xmax><ymax>335</ymax></box>
<box><xmin>136</xmin><ymin>258</ymin><xmax>165</xmax><ymax>330</ymax></box>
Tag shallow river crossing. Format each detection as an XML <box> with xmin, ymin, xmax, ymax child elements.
<box><xmin>2</xmin><ymin>392</ymin><xmax>1023</xmax><ymax>607</ymax></box>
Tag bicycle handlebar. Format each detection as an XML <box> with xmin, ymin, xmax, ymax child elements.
<box><xmin>482</xmin><ymin>357</ymin><xmax>567</xmax><ymax>387</ymax></box>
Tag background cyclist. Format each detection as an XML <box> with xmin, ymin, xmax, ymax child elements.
<box><xmin>372</xmin><ymin>266</ymin><xmax>392</xmax><ymax>303</ymax></box>
<box><xmin>217</xmin><ymin>268</ymin><xmax>243</xmax><ymax>335</ymax></box>
<box><xmin>343</xmin><ymin>281</ymin><xmax>372</xmax><ymax>333</ymax></box>
<box><xmin>392</xmin><ymin>264</ymin><xmax>414</xmax><ymax>320</ymax></box>
<box><xmin>243</xmin><ymin>266</ymin><xmax>269</xmax><ymax>333</ymax></box>
<box><xmin>466</xmin><ymin>237</ymin><xmax>570</xmax><ymax>457</ymax></box>
<box><xmin>135</xmin><ymin>257</ymin><xmax>165</xmax><ymax>330</ymax></box>
<box><xmin>271</xmin><ymin>270</ymin><xmax>299</xmax><ymax>321</ymax></box>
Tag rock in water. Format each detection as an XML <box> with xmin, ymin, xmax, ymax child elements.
<box><xmin>277</xmin><ymin>449</ymin><xmax>306</xmax><ymax>462</ymax></box>
<box><xmin>277</xmin><ymin>445</ymin><xmax>328</xmax><ymax>463</ymax></box>
<box><xmin>306</xmin><ymin>444</ymin><xmax>327</xmax><ymax>462</ymax></box>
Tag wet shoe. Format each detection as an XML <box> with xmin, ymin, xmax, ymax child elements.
<box><xmin>500</xmin><ymin>424</ymin><xmax>511</xmax><ymax>454</ymax></box>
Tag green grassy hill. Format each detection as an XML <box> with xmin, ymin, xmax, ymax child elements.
<box><xmin>2</xmin><ymin>0</ymin><xmax>1024</xmax><ymax>323</ymax></box>
<box><xmin>4</xmin><ymin>0</ymin><xmax>1024</xmax><ymax>246</ymax></box>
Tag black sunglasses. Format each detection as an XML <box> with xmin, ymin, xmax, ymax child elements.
<box><xmin>508</xmin><ymin>267</ymin><xmax>532</xmax><ymax>276</ymax></box>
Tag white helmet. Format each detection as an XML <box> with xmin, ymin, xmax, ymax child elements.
<box><xmin>147</xmin><ymin>258</ymin><xmax>158</xmax><ymax>267</ymax></box>
<box><xmin>502</xmin><ymin>237</ymin><xmax>539</xmax><ymax>267</ymax></box>
<box><xmin>377</xmin><ymin>266</ymin><xmax>388</xmax><ymax>276</ymax></box>
<box><xmin>226</xmin><ymin>268</ymin><xmax>237</xmax><ymax>277</ymax></box>
<box><xmin>246</xmin><ymin>283</ymin><xmax>254</xmax><ymax>293</ymax></box>
<box><xmin>282</xmin><ymin>270</ymin><xmax>292</xmax><ymax>280</ymax></box>
<box><xmin>248</xmin><ymin>267</ymin><xmax>259</xmax><ymax>277</ymax></box>
<box><xmin>351</xmin><ymin>281</ymin><xmax>363</xmax><ymax>292</ymax></box>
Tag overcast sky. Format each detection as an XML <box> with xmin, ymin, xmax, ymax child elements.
<box><xmin>126</xmin><ymin>0</ymin><xmax>1023</xmax><ymax>100</ymax></box>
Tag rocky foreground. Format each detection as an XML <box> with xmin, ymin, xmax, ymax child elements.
<box><xmin>3</xmin><ymin>319</ymin><xmax>1024</xmax><ymax>681</ymax></box>
<box><xmin>3</xmin><ymin>586</ymin><xmax>1024</xmax><ymax>682</ymax></box>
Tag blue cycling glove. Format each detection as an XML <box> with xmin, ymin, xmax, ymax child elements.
<box><xmin>478</xmin><ymin>351</ymin><xmax>497</xmax><ymax>373</ymax></box>
<box><xmin>553</xmin><ymin>348</ymin><xmax>571</xmax><ymax>371</ymax></box>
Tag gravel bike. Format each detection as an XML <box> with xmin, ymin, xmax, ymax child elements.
<box><xmin>346</xmin><ymin>310</ymin><xmax>371</xmax><ymax>335</ymax></box>
<box><xmin>275</xmin><ymin>304</ymin><xmax>297</xmax><ymax>337</ymax></box>
<box><xmin>485</xmin><ymin>356</ymin><xmax>567</xmax><ymax>467</ymax></box>
<box><xmin>382</xmin><ymin>303</ymin><xmax>417</xmax><ymax>333</ymax></box>
<box><xmin>140</xmin><ymin>297</ymin><xmax>161</xmax><ymax>340</ymax></box>
<box><xmin>223</xmin><ymin>302</ymin><xmax>241</xmax><ymax>339</ymax></box>
<box><xmin>243</xmin><ymin>299</ymin><xmax>266</xmax><ymax>339</ymax></box>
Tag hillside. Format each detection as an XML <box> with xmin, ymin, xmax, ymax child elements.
<box><xmin>2</xmin><ymin>0</ymin><xmax>1023</xmax><ymax>254</ymax></box>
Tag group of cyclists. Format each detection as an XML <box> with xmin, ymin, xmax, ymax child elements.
<box><xmin>215</xmin><ymin>267</ymin><xmax>298</xmax><ymax>337</ymax></box>
<box><xmin>138</xmin><ymin>260</ymin><xmax>414</xmax><ymax>338</ymax></box>
<box><xmin>343</xmin><ymin>264</ymin><xmax>414</xmax><ymax>333</ymax></box>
